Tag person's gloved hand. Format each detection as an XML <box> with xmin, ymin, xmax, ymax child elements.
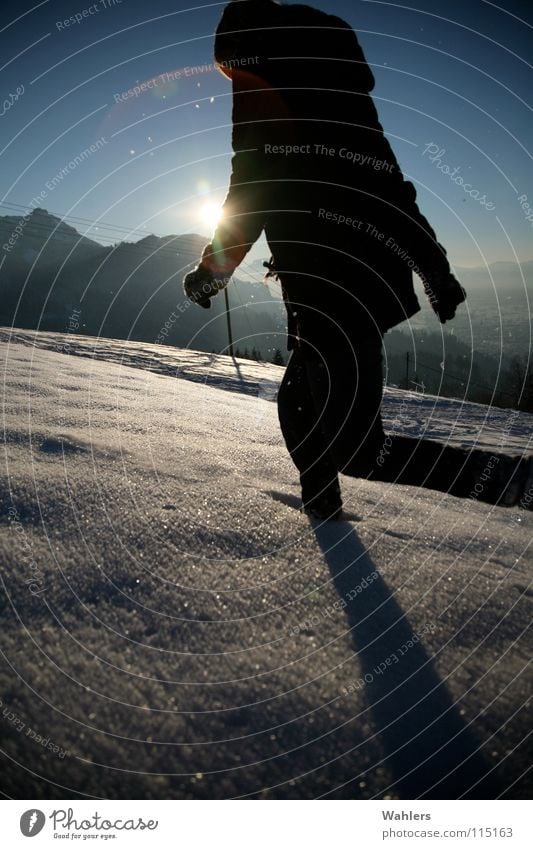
<box><xmin>183</xmin><ymin>265</ymin><xmax>229</xmax><ymax>309</ymax></box>
<box><xmin>424</xmin><ymin>270</ymin><xmax>466</xmax><ymax>324</ymax></box>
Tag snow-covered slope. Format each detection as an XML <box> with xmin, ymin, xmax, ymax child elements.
<box><xmin>0</xmin><ymin>328</ymin><xmax>531</xmax><ymax>800</ymax></box>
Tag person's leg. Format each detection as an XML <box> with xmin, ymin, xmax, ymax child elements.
<box><xmin>300</xmin><ymin>336</ymin><xmax>387</xmax><ymax>479</ymax></box>
<box><xmin>373</xmin><ymin>434</ymin><xmax>533</xmax><ymax>507</ymax></box>
<box><xmin>297</xmin><ymin>339</ymin><xmax>531</xmax><ymax>508</ymax></box>
<box><xmin>272</xmin><ymin>254</ymin><xmax>532</xmax><ymax>508</ymax></box>
<box><xmin>277</xmin><ymin>345</ymin><xmax>341</xmax><ymax>513</ymax></box>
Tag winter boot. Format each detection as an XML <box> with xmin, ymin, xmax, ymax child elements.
<box><xmin>301</xmin><ymin>477</ymin><xmax>343</xmax><ymax>521</ymax></box>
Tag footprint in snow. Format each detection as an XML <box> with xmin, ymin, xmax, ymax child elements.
<box><xmin>40</xmin><ymin>436</ymin><xmax>88</xmax><ymax>455</ymax></box>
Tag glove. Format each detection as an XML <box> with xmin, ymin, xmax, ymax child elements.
<box><xmin>423</xmin><ymin>270</ymin><xmax>466</xmax><ymax>324</ymax></box>
<box><xmin>183</xmin><ymin>265</ymin><xmax>229</xmax><ymax>309</ymax></box>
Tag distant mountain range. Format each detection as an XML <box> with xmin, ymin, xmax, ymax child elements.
<box><xmin>1</xmin><ymin>208</ymin><xmax>530</xmax><ymax>358</ymax></box>
<box><xmin>452</xmin><ymin>260</ymin><xmax>533</xmax><ymax>290</ymax></box>
<box><xmin>0</xmin><ymin>208</ymin><xmax>286</xmax><ymax>358</ymax></box>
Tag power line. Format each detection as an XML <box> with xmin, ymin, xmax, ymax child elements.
<box><xmin>0</xmin><ymin>201</ymin><xmax>148</xmax><ymax>244</ymax></box>
<box><xmin>0</xmin><ymin>202</ymin><xmax>282</xmax><ymax>296</ymax></box>
<box><xmin>402</xmin><ymin>355</ymin><xmax>528</xmax><ymax>402</ymax></box>
<box><xmin>0</xmin><ymin>201</ymin><xmax>223</xmax><ymax>254</ymax></box>
<box><xmin>0</xmin><ymin>203</ymin><xmax>279</xmax><ymax>285</ymax></box>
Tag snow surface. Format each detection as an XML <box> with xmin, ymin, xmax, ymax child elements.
<box><xmin>0</xmin><ymin>328</ymin><xmax>531</xmax><ymax>800</ymax></box>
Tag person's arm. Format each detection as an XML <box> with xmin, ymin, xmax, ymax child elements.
<box><xmin>354</xmin><ymin>95</ymin><xmax>466</xmax><ymax>322</ymax></box>
<box><xmin>385</xmin><ymin>165</ymin><xmax>466</xmax><ymax>321</ymax></box>
<box><xmin>384</xmin><ymin>165</ymin><xmax>466</xmax><ymax>322</ymax></box>
<box><xmin>199</xmin><ymin>149</ymin><xmax>265</xmax><ymax>276</ymax></box>
<box><xmin>184</xmin><ymin>146</ymin><xmax>265</xmax><ymax>307</ymax></box>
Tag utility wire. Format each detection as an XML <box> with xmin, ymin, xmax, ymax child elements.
<box><xmin>399</xmin><ymin>356</ymin><xmax>528</xmax><ymax>402</ymax></box>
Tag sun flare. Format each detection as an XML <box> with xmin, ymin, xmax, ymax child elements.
<box><xmin>199</xmin><ymin>202</ymin><xmax>223</xmax><ymax>229</ymax></box>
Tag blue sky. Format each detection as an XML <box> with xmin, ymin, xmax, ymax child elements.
<box><xmin>1</xmin><ymin>0</ymin><xmax>531</xmax><ymax>268</ymax></box>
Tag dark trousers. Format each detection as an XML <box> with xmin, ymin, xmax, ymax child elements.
<box><xmin>277</xmin><ymin>341</ymin><xmax>479</xmax><ymax>504</ymax></box>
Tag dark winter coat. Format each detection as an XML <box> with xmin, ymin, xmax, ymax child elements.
<box><xmin>201</xmin><ymin>1</ymin><xmax>451</xmax><ymax>349</ymax></box>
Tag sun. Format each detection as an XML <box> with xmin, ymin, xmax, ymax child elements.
<box><xmin>199</xmin><ymin>202</ymin><xmax>223</xmax><ymax>229</ymax></box>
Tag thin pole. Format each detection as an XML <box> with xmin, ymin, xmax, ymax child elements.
<box><xmin>224</xmin><ymin>280</ymin><xmax>234</xmax><ymax>357</ymax></box>
<box><xmin>405</xmin><ymin>351</ymin><xmax>410</xmax><ymax>390</ymax></box>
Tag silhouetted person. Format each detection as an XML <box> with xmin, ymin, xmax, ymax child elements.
<box><xmin>184</xmin><ymin>0</ymin><xmax>532</xmax><ymax>519</ymax></box>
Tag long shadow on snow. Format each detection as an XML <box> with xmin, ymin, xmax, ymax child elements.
<box><xmin>310</xmin><ymin>518</ymin><xmax>502</xmax><ymax>799</ymax></box>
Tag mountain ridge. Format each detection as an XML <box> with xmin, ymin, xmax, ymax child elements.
<box><xmin>0</xmin><ymin>208</ymin><xmax>285</xmax><ymax>360</ymax></box>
